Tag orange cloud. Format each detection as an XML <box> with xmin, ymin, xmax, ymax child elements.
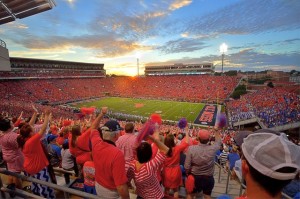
<box><xmin>169</xmin><ymin>0</ymin><xmax>192</xmax><ymax>11</ymax></box>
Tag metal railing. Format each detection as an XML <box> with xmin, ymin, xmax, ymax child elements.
<box><xmin>0</xmin><ymin>168</ymin><xmax>99</xmax><ymax>199</ymax></box>
<box><xmin>213</xmin><ymin>161</ymin><xmax>292</xmax><ymax>199</ymax></box>
<box><xmin>0</xmin><ymin>164</ymin><xmax>293</xmax><ymax>199</ymax></box>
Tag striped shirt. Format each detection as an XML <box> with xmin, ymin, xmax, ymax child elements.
<box><xmin>127</xmin><ymin>152</ymin><xmax>166</xmax><ymax>199</ymax></box>
<box><xmin>185</xmin><ymin>140</ymin><xmax>221</xmax><ymax>176</ymax></box>
<box><xmin>219</xmin><ymin>151</ymin><xmax>229</xmax><ymax>166</ymax></box>
<box><xmin>116</xmin><ymin>133</ymin><xmax>137</xmax><ymax>172</ymax></box>
<box><xmin>0</xmin><ymin>131</ymin><xmax>24</xmax><ymax>172</ymax></box>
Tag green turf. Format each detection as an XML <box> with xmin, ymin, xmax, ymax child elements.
<box><xmin>75</xmin><ymin>97</ymin><xmax>206</xmax><ymax>123</ymax></box>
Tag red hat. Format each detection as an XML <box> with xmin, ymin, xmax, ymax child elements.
<box><xmin>198</xmin><ymin>129</ymin><xmax>210</xmax><ymax>140</ymax></box>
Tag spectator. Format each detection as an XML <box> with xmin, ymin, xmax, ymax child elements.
<box><xmin>215</xmin><ymin>144</ymin><xmax>223</xmax><ymax>164</ymax></box>
<box><xmin>226</xmin><ymin>145</ymin><xmax>240</xmax><ymax>171</ymax></box>
<box><xmin>83</xmin><ymin>160</ymin><xmax>96</xmax><ymax>195</ymax></box>
<box><xmin>184</xmin><ymin>129</ymin><xmax>221</xmax><ymax>199</ymax></box>
<box><xmin>69</xmin><ymin>110</ymin><xmax>106</xmax><ymax>178</ymax></box>
<box><xmin>162</xmin><ymin>129</ymin><xmax>190</xmax><ymax>198</ymax></box>
<box><xmin>17</xmin><ymin>109</ymin><xmax>55</xmax><ymax>198</ymax></box>
<box><xmin>231</xmin><ymin>131</ymin><xmax>253</xmax><ymax>184</ymax></box>
<box><xmin>61</xmin><ymin>140</ymin><xmax>75</xmax><ymax>171</ymax></box>
<box><xmin>219</xmin><ymin>146</ymin><xmax>229</xmax><ymax>168</ymax></box>
<box><xmin>47</xmin><ymin>134</ymin><xmax>62</xmax><ymax>167</ymax></box>
<box><xmin>60</xmin><ymin>139</ymin><xmax>77</xmax><ymax>183</ymax></box>
<box><xmin>116</xmin><ymin>122</ymin><xmax>137</xmax><ymax>173</ymax></box>
<box><xmin>0</xmin><ymin>117</ymin><xmax>24</xmax><ymax>191</ymax></box>
<box><xmin>237</xmin><ymin>132</ymin><xmax>300</xmax><ymax>199</ymax></box>
<box><xmin>90</xmin><ymin>119</ymin><xmax>129</xmax><ymax>199</ymax></box>
<box><xmin>127</xmin><ymin>132</ymin><xmax>169</xmax><ymax>199</ymax></box>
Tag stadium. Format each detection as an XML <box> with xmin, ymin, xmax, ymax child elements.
<box><xmin>0</xmin><ymin>1</ymin><xmax>299</xmax><ymax>199</ymax></box>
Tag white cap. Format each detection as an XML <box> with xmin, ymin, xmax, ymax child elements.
<box><xmin>242</xmin><ymin>133</ymin><xmax>300</xmax><ymax>180</ymax></box>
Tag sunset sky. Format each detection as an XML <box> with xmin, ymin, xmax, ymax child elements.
<box><xmin>0</xmin><ymin>0</ymin><xmax>299</xmax><ymax>76</ymax></box>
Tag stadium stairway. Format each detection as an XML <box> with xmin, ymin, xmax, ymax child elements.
<box><xmin>177</xmin><ymin>164</ymin><xmax>242</xmax><ymax>199</ymax></box>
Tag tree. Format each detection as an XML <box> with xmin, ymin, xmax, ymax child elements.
<box><xmin>267</xmin><ymin>81</ymin><xmax>274</xmax><ymax>88</ymax></box>
<box><xmin>230</xmin><ymin>85</ymin><xmax>247</xmax><ymax>99</ymax></box>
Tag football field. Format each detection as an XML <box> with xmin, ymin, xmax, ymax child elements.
<box><xmin>75</xmin><ymin>97</ymin><xmax>206</xmax><ymax>123</ymax></box>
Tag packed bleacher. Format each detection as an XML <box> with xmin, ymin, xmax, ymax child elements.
<box><xmin>0</xmin><ymin>75</ymin><xmax>239</xmax><ymax>118</ymax></box>
<box><xmin>226</xmin><ymin>87</ymin><xmax>300</xmax><ymax>128</ymax></box>
<box><xmin>0</xmin><ymin>71</ymin><xmax>105</xmax><ymax>78</ymax></box>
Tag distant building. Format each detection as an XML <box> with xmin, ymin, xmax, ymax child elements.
<box><xmin>0</xmin><ymin>57</ymin><xmax>105</xmax><ymax>79</ymax></box>
<box><xmin>144</xmin><ymin>63</ymin><xmax>214</xmax><ymax>76</ymax></box>
<box><xmin>289</xmin><ymin>73</ymin><xmax>300</xmax><ymax>83</ymax></box>
<box><xmin>239</xmin><ymin>70</ymin><xmax>289</xmax><ymax>81</ymax></box>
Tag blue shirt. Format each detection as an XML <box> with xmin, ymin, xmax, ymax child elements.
<box><xmin>50</xmin><ymin>144</ymin><xmax>62</xmax><ymax>157</ymax></box>
<box><xmin>227</xmin><ymin>152</ymin><xmax>240</xmax><ymax>170</ymax></box>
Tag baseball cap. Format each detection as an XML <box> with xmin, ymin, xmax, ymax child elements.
<box><xmin>48</xmin><ymin>134</ymin><xmax>58</xmax><ymax>142</ymax></box>
<box><xmin>103</xmin><ymin>120</ymin><xmax>123</xmax><ymax>132</ymax></box>
<box><xmin>242</xmin><ymin>133</ymin><xmax>300</xmax><ymax>180</ymax></box>
<box><xmin>198</xmin><ymin>129</ymin><xmax>210</xmax><ymax>140</ymax></box>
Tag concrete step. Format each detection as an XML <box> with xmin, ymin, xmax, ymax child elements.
<box><xmin>178</xmin><ymin>166</ymin><xmax>243</xmax><ymax>199</ymax></box>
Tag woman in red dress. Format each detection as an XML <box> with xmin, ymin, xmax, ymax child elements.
<box><xmin>162</xmin><ymin>130</ymin><xmax>190</xmax><ymax>198</ymax></box>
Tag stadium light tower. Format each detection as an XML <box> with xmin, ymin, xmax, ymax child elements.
<box><xmin>136</xmin><ymin>52</ymin><xmax>141</xmax><ymax>77</ymax></box>
<box><xmin>220</xmin><ymin>43</ymin><xmax>228</xmax><ymax>74</ymax></box>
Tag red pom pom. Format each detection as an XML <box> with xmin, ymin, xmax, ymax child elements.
<box><xmin>63</xmin><ymin>120</ymin><xmax>72</xmax><ymax>127</ymax></box>
<box><xmin>185</xmin><ymin>175</ymin><xmax>195</xmax><ymax>193</ymax></box>
<box><xmin>150</xmin><ymin>113</ymin><xmax>162</xmax><ymax>125</ymax></box>
<box><xmin>81</xmin><ymin>107</ymin><xmax>95</xmax><ymax>115</ymax></box>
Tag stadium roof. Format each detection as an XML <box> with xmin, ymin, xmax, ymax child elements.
<box><xmin>0</xmin><ymin>0</ymin><xmax>56</xmax><ymax>25</ymax></box>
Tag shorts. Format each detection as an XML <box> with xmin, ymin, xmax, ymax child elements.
<box><xmin>193</xmin><ymin>175</ymin><xmax>214</xmax><ymax>195</ymax></box>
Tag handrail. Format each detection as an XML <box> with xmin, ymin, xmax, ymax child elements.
<box><xmin>213</xmin><ymin>162</ymin><xmax>292</xmax><ymax>199</ymax></box>
<box><xmin>0</xmin><ymin>168</ymin><xmax>99</xmax><ymax>199</ymax></box>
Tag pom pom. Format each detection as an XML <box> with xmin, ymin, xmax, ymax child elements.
<box><xmin>178</xmin><ymin>118</ymin><xmax>188</xmax><ymax>129</ymax></box>
<box><xmin>185</xmin><ymin>175</ymin><xmax>195</xmax><ymax>193</ymax></box>
<box><xmin>150</xmin><ymin>113</ymin><xmax>162</xmax><ymax>125</ymax></box>
<box><xmin>217</xmin><ymin>113</ymin><xmax>227</xmax><ymax>128</ymax></box>
<box><xmin>136</xmin><ymin>121</ymin><xmax>155</xmax><ymax>144</ymax></box>
<box><xmin>63</xmin><ymin>120</ymin><xmax>72</xmax><ymax>127</ymax></box>
<box><xmin>80</xmin><ymin>107</ymin><xmax>95</xmax><ymax>115</ymax></box>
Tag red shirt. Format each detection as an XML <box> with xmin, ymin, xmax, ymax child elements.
<box><xmin>69</xmin><ymin>128</ymin><xmax>92</xmax><ymax>164</ymax></box>
<box><xmin>90</xmin><ymin>130</ymin><xmax>127</xmax><ymax>190</ymax></box>
<box><xmin>23</xmin><ymin>133</ymin><xmax>49</xmax><ymax>175</ymax></box>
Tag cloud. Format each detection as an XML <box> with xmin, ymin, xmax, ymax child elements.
<box><xmin>169</xmin><ymin>0</ymin><xmax>192</xmax><ymax>11</ymax></box>
<box><xmin>281</xmin><ymin>38</ymin><xmax>300</xmax><ymax>44</ymax></box>
<box><xmin>147</xmin><ymin>49</ymin><xmax>300</xmax><ymax>72</ymax></box>
<box><xmin>187</xmin><ymin>0</ymin><xmax>300</xmax><ymax>36</ymax></box>
<box><xmin>6</xmin><ymin>32</ymin><xmax>154</xmax><ymax>58</ymax></box>
<box><xmin>158</xmin><ymin>38</ymin><xmax>208</xmax><ymax>54</ymax></box>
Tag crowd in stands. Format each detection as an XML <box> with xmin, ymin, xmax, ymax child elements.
<box><xmin>226</xmin><ymin>87</ymin><xmax>300</xmax><ymax>128</ymax></box>
<box><xmin>0</xmin><ymin>107</ymin><xmax>299</xmax><ymax>199</ymax></box>
<box><xmin>0</xmin><ymin>75</ymin><xmax>239</xmax><ymax>105</ymax></box>
<box><xmin>0</xmin><ymin>71</ymin><xmax>105</xmax><ymax>78</ymax></box>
